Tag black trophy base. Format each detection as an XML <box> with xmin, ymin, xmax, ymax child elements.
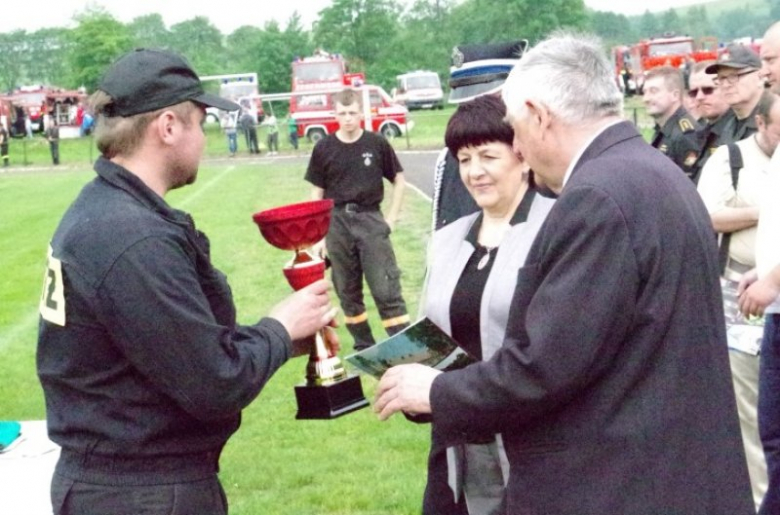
<box><xmin>294</xmin><ymin>374</ymin><xmax>369</xmax><ymax>419</ymax></box>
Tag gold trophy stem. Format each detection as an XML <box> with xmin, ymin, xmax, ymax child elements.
<box><xmin>306</xmin><ymin>329</ymin><xmax>348</xmax><ymax>386</ymax></box>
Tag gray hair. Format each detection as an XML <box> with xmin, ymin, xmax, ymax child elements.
<box><xmin>502</xmin><ymin>31</ymin><xmax>623</xmax><ymax>125</ymax></box>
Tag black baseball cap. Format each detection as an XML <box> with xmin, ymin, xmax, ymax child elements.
<box><xmin>98</xmin><ymin>48</ymin><xmax>239</xmax><ymax>117</ymax></box>
<box><xmin>705</xmin><ymin>44</ymin><xmax>761</xmax><ymax>74</ymax></box>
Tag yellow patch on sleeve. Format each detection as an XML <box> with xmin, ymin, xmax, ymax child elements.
<box><xmin>39</xmin><ymin>244</ymin><xmax>66</xmax><ymax>326</ymax></box>
<box><xmin>679</xmin><ymin>118</ymin><xmax>695</xmax><ymax>133</ymax></box>
<box><xmin>684</xmin><ymin>151</ymin><xmax>698</xmax><ymax>167</ymax></box>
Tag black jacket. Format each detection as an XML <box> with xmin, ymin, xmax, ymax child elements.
<box><xmin>37</xmin><ymin>157</ymin><xmax>292</xmax><ymax>484</ymax></box>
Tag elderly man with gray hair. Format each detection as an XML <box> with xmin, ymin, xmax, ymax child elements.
<box><xmin>375</xmin><ymin>31</ymin><xmax>753</xmax><ymax>514</ymax></box>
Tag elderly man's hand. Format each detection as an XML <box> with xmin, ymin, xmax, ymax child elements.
<box><xmin>374</xmin><ymin>364</ymin><xmax>441</xmax><ymax>421</ymax></box>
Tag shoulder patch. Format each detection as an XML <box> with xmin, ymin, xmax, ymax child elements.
<box><xmin>684</xmin><ymin>151</ymin><xmax>698</xmax><ymax>167</ymax></box>
<box><xmin>659</xmin><ymin>143</ymin><xmax>669</xmax><ymax>154</ymax></box>
<box><xmin>40</xmin><ymin>244</ymin><xmax>66</xmax><ymax>326</ymax></box>
<box><xmin>678</xmin><ymin>118</ymin><xmax>695</xmax><ymax>133</ymax></box>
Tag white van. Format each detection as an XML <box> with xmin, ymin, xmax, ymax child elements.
<box><xmin>392</xmin><ymin>71</ymin><xmax>444</xmax><ymax>110</ymax></box>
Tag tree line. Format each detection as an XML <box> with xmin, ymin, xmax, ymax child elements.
<box><xmin>0</xmin><ymin>0</ymin><xmax>777</xmax><ymax>99</ymax></box>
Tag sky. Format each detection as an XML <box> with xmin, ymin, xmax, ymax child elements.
<box><xmin>0</xmin><ymin>0</ymin><xmax>721</xmax><ymax>35</ymax></box>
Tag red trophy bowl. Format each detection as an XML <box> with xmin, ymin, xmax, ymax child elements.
<box><xmin>252</xmin><ymin>199</ymin><xmax>368</xmax><ymax>419</ymax></box>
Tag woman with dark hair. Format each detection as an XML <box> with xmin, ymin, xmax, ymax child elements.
<box><xmin>420</xmin><ymin>94</ymin><xmax>554</xmax><ymax>514</ymax></box>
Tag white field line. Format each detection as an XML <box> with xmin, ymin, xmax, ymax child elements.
<box><xmin>0</xmin><ymin>166</ymin><xmax>237</xmax><ymax>353</ymax></box>
<box><xmin>404</xmin><ymin>181</ymin><xmax>431</xmax><ymax>202</ymax></box>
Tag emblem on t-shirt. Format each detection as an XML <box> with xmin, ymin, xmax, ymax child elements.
<box><xmin>363</xmin><ymin>152</ymin><xmax>373</xmax><ymax>167</ymax></box>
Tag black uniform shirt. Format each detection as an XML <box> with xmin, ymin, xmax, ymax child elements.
<box><xmin>37</xmin><ymin>157</ymin><xmax>292</xmax><ymax>480</ymax></box>
<box><xmin>691</xmin><ymin>113</ymin><xmax>732</xmax><ymax>184</ymax></box>
<box><xmin>305</xmin><ymin>130</ymin><xmax>402</xmax><ymax>207</ymax></box>
<box><xmin>651</xmin><ymin>106</ymin><xmax>704</xmax><ymax>180</ymax></box>
<box><xmin>719</xmin><ymin>104</ymin><xmax>760</xmax><ymax>145</ymax></box>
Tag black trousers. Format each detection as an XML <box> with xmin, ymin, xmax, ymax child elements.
<box><xmin>326</xmin><ymin>208</ymin><xmax>408</xmax><ymax>348</ymax></box>
<box><xmin>51</xmin><ymin>473</ymin><xmax>228</xmax><ymax>515</ymax></box>
<box><xmin>50</xmin><ymin>142</ymin><xmax>60</xmax><ymax>165</ymax></box>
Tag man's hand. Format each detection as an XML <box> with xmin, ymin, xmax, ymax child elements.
<box><xmin>374</xmin><ymin>364</ymin><xmax>441</xmax><ymax>421</ymax></box>
<box><xmin>291</xmin><ymin>326</ymin><xmax>340</xmax><ymax>358</ymax></box>
<box><xmin>269</xmin><ymin>279</ymin><xmax>336</xmax><ymax>341</ymax></box>
<box><xmin>739</xmin><ymin>277</ymin><xmax>780</xmax><ymax>318</ymax></box>
<box><xmin>312</xmin><ymin>239</ymin><xmax>327</xmax><ymax>259</ymax></box>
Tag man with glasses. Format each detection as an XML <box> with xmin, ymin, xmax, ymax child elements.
<box><xmin>689</xmin><ymin>60</ymin><xmax>733</xmax><ymax>183</ymax></box>
<box><xmin>643</xmin><ymin>66</ymin><xmax>703</xmax><ymax>180</ymax></box>
<box><xmin>707</xmin><ymin>44</ymin><xmax>765</xmax><ymax>144</ymax></box>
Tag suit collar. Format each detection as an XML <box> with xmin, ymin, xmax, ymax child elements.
<box><xmin>568</xmin><ymin>121</ymin><xmax>641</xmax><ymax>185</ymax></box>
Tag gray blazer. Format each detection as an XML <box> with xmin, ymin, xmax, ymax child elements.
<box><xmin>423</xmin><ymin>193</ymin><xmax>554</xmax><ymax>511</ymax></box>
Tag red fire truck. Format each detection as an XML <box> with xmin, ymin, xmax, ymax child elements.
<box><xmin>613</xmin><ymin>35</ymin><xmax>718</xmax><ymax>93</ymax></box>
<box><xmin>0</xmin><ymin>85</ymin><xmax>86</xmax><ymax>137</ymax></box>
<box><xmin>289</xmin><ymin>51</ymin><xmax>412</xmax><ymax>142</ymax></box>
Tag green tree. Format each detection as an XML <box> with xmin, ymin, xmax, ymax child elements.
<box><xmin>313</xmin><ymin>0</ymin><xmax>402</xmax><ymax>81</ymax></box>
<box><xmin>660</xmin><ymin>9</ymin><xmax>684</xmax><ymax>36</ymax></box>
<box><xmin>66</xmin><ymin>7</ymin><xmax>133</xmax><ymax>90</ymax></box>
<box><xmin>589</xmin><ymin>11</ymin><xmax>636</xmax><ymax>46</ymax></box>
<box><xmin>684</xmin><ymin>6</ymin><xmax>714</xmax><ymax>40</ymax></box>
<box><xmin>168</xmin><ymin>17</ymin><xmax>225</xmax><ymax>76</ymax></box>
<box><xmin>0</xmin><ymin>31</ymin><xmax>28</xmax><ymax>91</ymax></box>
<box><xmin>22</xmin><ymin>28</ymin><xmax>72</xmax><ymax>87</ymax></box>
<box><xmin>638</xmin><ymin>10</ymin><xmax>659</xmax><ymax>38</ymax></box>
<box><xmin>128</xmin><ymin>13</ymin><xmax>171</xmax><ymax>49</ymax></box>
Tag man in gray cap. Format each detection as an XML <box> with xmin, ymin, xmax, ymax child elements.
<box><xmin>37</xmin><ymin>48</ymin><xmax>337</xmax><ymax>514</ymax></box>
<box><xmin>707</xmin><ymin>44</ymin><xmax>766</xmax><ymax>144</ymax></box>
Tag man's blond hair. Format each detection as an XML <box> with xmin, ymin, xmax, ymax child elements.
<box><xmin>89</xmin><ymin>91</ymin><xmax>198</xmax><ymax>159</ymax></box>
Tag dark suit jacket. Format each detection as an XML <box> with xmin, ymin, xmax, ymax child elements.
<box><xmin>430</xmin><ymin>121</ymin><xmax>754</xmax><ymax>515</ymax></box>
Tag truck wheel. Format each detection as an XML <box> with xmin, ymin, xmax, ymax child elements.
<box><xmin>381</xmin><ymin>124</ymin><xmax>401</xmax><ymax>139</ymax></box>
<box><xmin>308</xmin><ymin>128</ymin><xmax>327</xmax><ymax>143</ymax></box>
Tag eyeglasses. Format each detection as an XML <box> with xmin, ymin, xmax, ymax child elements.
<box><xmin>713</xmin><ymin>69</ymin><xmax>758</xmax><ymax>86</ymax></box>
<box><xmin>687</xmin><ymin>86</ymin><xmax>716</xmax><ymax>98</ymax></box>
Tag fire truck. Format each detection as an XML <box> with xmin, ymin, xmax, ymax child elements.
<box><xmin>613</xmin><ymin>35</ymin><xmax>719</xmax><ymax>93</ymax></box>
<box><xmin>288</xmin><ymin>51</ymin><xmax>412</xmax><ymax>142</ymax></box>
<box><xmin>200</xmin><ymin>73</ymin><xmax>264</xmax><ymax>124</ymax></box>
<box><xmin>0</xmin><ymin>85</ymin><xmax>86</xmax><ymax>137</ymax></box>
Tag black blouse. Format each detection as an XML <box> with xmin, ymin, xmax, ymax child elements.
<box><xmin>448</xmin><ymin>189</ymin><xmax>536</xmax><ymax>360</ymax></box>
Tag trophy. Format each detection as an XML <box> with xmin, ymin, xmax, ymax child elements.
<box><xmin>252</xmin><ymin>199</ymin><xmax>369</xmax><ymax>419</ymax></box>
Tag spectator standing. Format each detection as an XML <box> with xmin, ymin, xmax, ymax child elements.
<box><xmin>698</xmin><ymin>90</ymin><xmax>780</xmax><ymax>510</ymax></box>
<box><xmin>265</xmin><ymin>114</ymin><xmax>279</xmax><ymax>155</ymax></box>
<box><xmin>707</xmin><ymin>45</ymin><xmax>766</xmax><ymax>144</ymax></box>
<box><xmin>287</xmin><ymin>115</ymin><xmax>299</xmax><ymax>150</ymax></box>
<box><xmin>37</xmin><ymin>48</ymin><xmax>336</xmax><ymax>514</ymax></box>
<box><xmin>222</xmin><ymin>110</ymin><xmax>238</xmax><ymax>157</ymax></box>
<box><xmin>0</xmin><ymin>122</ymin><xmax>9</xmax><ymax>167</ymax></box>
<box><xmin>689</xmin><ymin>60</ymin><xmax>734</xmax><ymax>183</ymax></box>
<box><xmin>240</xmin><ymin>109</ymin><xmax>259</xmax><ymax>154</ymax></box>
<box><xmin>25</xmin><ymin>115</ymin><xmax>33</xmax><ymax>139</ymax></box>
<box><xmin>45</xmin><ymin>117</ymin><xmax>60</xmax><ymax>165</ymax></box>
<box><xmin>305</xmin><ymin>88</ymin><xmax>410</xmax><ymax>351</ymax></box>
<box><xmin>740</xmin><ymin>20</ymin><xmax>780</xmax><ymax>515</ymax></box>
<box><xmin>643</xmin><ymin>65</ymin><xmax>703</xmax><ymax>180</ymax></box>
<box><xmin>375</xmin><ymin>31</ymin><xmax>754</xmax><ymax>515</ymax></box>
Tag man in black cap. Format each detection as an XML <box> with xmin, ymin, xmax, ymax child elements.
<box><xmin>37</xmin><ymin>48</ymin><xmax>337</xmax><ymax>514</ymax></box>
<box><xmin>707</xmin><ymin>44</ymin><xmax>766</xmax><ymax>144</ymax></box>
<box><xmin>432</xmin><ymin>40</ymin><xmax>527</xmax><ymax>230</ymax></box>
<box><xmin>643</xmin><ymin>65</ymin><xmax>704</xmax><ymax>180</ymax></box>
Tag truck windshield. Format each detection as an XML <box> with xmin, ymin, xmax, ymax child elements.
<box><xmin>405</xmin><ymin>75</ymin><xmax>440</xmax><ymax>90</ymax></box>
<box><xmin>649</xmin><ymin>41</ymin><xmax>693</xmax><ymax>57</ymax></box>
<box><xmin>294</xmin><ymin>62</ymin><xmax>344</xmax><ymax>83</ymax></box>
<box><xmin>220</xmin><ymin>83</ymin><xmax>256</xmax><ymax>99</ymax></box>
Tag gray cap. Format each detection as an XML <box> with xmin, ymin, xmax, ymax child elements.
<box><xmin>705</xmin><ymin>44</ymin><xmax>761</xmax><ymax>74</ymax></box>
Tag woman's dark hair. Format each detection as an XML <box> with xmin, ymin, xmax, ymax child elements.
<box><xmin>444</xmin><ymin>95</ymin><xmax>514</xmax><ymax>155</ymax></box>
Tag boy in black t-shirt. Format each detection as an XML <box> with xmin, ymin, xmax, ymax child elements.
<box><xmin>305</xmin><ymin>89</ymin><xmax>410</xmax><ymax>350</ymax></box>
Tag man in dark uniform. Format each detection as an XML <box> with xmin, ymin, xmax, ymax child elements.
<box><xmin>45</xmin><ymin>117</ymin><xmax>60</xmax><ymax>165</ymax></box>
<box><xmin>643</xmin><ymin>65</ymin><xmax>704</xmax><ymax>180</ymax></box>
<box><xmin>432</xmin><ymin>40</ymin><xmax>528</xmax><ymax>230</ymax></box>
<box><xmin>689</xmin><ymin>60</ymin><xmax>733</xmax><ymax>183</ymax></box>
<box><xmin>306</xmin><ymin>88</ymin><xmax>410</xmax><ymax>351</ymax></box>
<box><xmin>707</xmin><ymin>44</ymin><xmax>765</xmax><ymax>144</ymax></box>
<box><xmin>0</xmin><ymin>122</ymin><xmax>8</xmax><ymax>167</ymax></box>
<box><xmin>37</xmin><ymin>48</ymin><xmax>336</xmax><ymax>514</ymax></box>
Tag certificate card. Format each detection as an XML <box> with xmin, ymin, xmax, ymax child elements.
<box><xmin>344</xmin><ymin>318</ymin><xmax>476</xmax><ymax>379</ymax></box>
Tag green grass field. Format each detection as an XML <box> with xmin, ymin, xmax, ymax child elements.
<box><xmin>0</xmin><ymin>158</ymin><xmax>433</xmax><ymax>514</ymax></box>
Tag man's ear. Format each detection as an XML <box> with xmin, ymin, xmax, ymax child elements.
<box><xmin>156</xmin><ymin>110</ymin><xmax>178</xmax><ymax>145</ymax></box>
<box><xmin>526</xmin><ymin>100</ymin><xmax>552</xmax><ymax>137</ymax></box>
